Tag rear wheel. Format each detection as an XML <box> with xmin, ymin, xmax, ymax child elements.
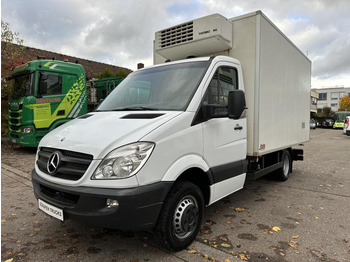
<box><xmin>154</xmin><ymin>181</ymin><xmax>204</xmax><ymax>251</ymax></box>
<box><xmin>274</xmin><ymin>150</ymin><xmax>291</xmax><ymax>181</ymax></box>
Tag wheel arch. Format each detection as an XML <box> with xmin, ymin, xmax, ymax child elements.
<box><xmin>176</xmin><ymin>168</ymin><xmax>212</xmax><ymax>206</ymax></box>
<box><xmin>162</xmin><ymin>155</ymin><xmax>212</xmax><ymax>206</ymax></box>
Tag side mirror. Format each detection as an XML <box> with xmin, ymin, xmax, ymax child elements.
<box><xmin>40</xmin><ymin>72</ymin><xmax>48</xmax><ymax>81</ymax></box>
<box><xmin>38</xmin><ymin>72</ymin><xmax>48</xmax><ymax>97</ymax></box>
<box><xmin>228</xmin><ymin>90</ymin><xmax>246</xmax><ymax>120</ymax></box>
<box><xmin>38</xmin><ymin>81</ymin><xmax>47</xmax><ymax>96</ymax></box>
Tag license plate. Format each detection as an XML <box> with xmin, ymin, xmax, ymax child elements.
<box><xmin>12</xmin><ymin>139</ymin><xmax>17</xmax><ymax>144</ymax></box>
<box><xmin>38</xmin><ymin>199</ymin><xmax>64</xmax><ymax>221</ymax></box>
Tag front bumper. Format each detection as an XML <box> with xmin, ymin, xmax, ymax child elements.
<box><xmin>9</xmin><ymin>128</ymin><xmax>45</xmax><ymax>147</ymax></box>
<box><xmin>32</xmin><ymin>170</ymin><xmax>173</xmax><ymax>231</ymax></box>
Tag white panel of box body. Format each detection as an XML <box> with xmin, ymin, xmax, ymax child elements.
<box><xmin>229</xmin><ymin>11</ymin><xmax>311</xmax><ymax>156</ymax></box>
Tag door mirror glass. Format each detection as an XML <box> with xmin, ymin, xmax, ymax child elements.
<box><xmin>228</xmin><ymin>90</ymin><xmax>246</xmax><ymax>120</ymax></box>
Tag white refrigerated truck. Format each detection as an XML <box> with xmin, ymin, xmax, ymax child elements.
<box><xmin>32</xmin><ymin>11</ymin><xmax>311</xmax><ymax>251</ymax></box>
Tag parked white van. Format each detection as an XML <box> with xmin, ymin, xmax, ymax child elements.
<box><xmin>32</xmin><ymin>11</ymin><xmax>311</xmax><ymax>251</ymax></box>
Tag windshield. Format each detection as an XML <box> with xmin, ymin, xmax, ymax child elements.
<box><xmin>11</xmin><ymin>72</ymin><xmax>35</xmax><ymax>99</ymax></box>
<box><xmin>97</xmin><ymin>61</ymin><xmax>209</xmax><ymax>111</ymax></box>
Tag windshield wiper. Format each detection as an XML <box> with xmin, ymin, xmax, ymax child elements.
<box><xmin>116</xmin><ymin>107</ymin><xmax>159</xmax><ymax>111</ymax></box>
<box><xmin>96</xmin><ymin>106</ymin><xmax>159</xmax><ymax>112</ymax></box>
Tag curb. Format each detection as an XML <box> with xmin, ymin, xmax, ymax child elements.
<box><xmin>1</xmin><ymin>163</ymin><xmax>33</xmax><ymax>188</ymax></box>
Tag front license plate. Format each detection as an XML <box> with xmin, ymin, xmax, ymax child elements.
<box><xmin>38</xmin><ymin>199</ymin><xmax>64</xmax><ymax>221</ymax></box>
<box><xmin>12</xmin><ymin>139</ymin><xmax>17</xmax><ymax>144</ymax></box>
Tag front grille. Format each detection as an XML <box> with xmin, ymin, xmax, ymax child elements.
<box><xmin>159</xmin><ymin>22</ymin><xmax>193</xmax><ymax>48</ymax></box>
<box><xmin>37</xmin><ymin>147</ymin><xmax>93</xmax><ymax>181</ymax></box>
<box><xmin>40</xmin><ymin>184</ymin><xmax>79</xmax><ymax>205</ymax></box>
<box><xmin>10</xmin><ymin>119</ymin><xmax>19</xmax><ymax>124</ymax></box>
<box><xmin>10</xmin><ymin>112</ymin><xmax>20</xmax><ymax>118</ymax></box>
<box><xmin>10</xmin><ymin>125</ymin><xmax>20</xmax><ymax>131</ymax></box>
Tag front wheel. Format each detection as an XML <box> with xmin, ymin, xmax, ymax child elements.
<box><xmin>154</xmin><ymin>181</ymin><xmax>204</xmax><ymax>251</ymax></box>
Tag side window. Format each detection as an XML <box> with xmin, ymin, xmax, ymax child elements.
<box><xmin>204</xmin><ymin>66</ymin><xmax>238</xmax><ymax>114</ymax></box>
<box><xmin>45</xmin><ymin>75</ymin><xmax>62</xmax><ymax>95</ymax></box>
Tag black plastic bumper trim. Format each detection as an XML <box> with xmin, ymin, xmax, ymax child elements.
<box><xmin>32</xmin><ymin>170</ymin><xmax>173</xmax><ymax>231</ymax></box>
<box><xmin>210</xmin><ymin>160</ymin><xmax>248</xmax><ymax>184</ymax></box>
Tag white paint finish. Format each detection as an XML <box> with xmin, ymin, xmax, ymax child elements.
<box><xmin>209</xmin><ymin>173</ymin><xmax>246</xmax><ymax>205</ymax></box>
<box><xmin>202</xmin><ymin>60</ymin><xmax>247</xmax><ymax>169</ymax></box>
<box><xmin>39</xmin><ymin>111</ymin><xmax>182</xmax><ymax>159</ymax></box>
<box><xmin>228</xmin><ymin>12</ymin><xmax>311</xmax><ymax>156</ymax></box>
<box><xmin>137</xmin><ymin>112</ymin><xmax>204</xmax><ymax>185</ymax></box>
<box><xmin>161</xmin><ymin>154</ymin><xmax>210</xmax><ymax>182</ymax></box>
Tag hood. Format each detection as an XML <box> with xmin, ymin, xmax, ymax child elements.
<box><xmin>39</xmin><ymin>111</ymin><xmax>182</xmax><ymax>159</ymax></box>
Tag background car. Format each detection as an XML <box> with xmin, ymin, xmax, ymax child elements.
<box><xmin>343</xmin><ymin>116</ymin><xmax>350</xmax><ymax>136</ymax></box>
<box><xmin>322</xmin><ymin>119</ymin><xmax>334</xmax><ymax>128</ymax></box>
<box><xmin>310</xmin><ymin>118</ymin><xmax>316</xmax><ymax>129</ymax></box>
<box><xmin>333</xmin><ymin>120</ymin><xmax>345</xmax><ymax>129</ymax></box>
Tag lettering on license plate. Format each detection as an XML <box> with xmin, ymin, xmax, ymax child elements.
<box><xmin>38</xmin><ymin>199</ymin><xmax>64</xmax><ymax>221</ymax></box>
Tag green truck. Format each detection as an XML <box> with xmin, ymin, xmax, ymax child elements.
<box><xmin>7</xmin><ymin>59</ymin><xmax>123</xmax><ymax>147</ymax></box>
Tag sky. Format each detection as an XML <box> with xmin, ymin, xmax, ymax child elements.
<box><xmin>2</xmin><ymin>0</ymin><xmax>350</xmax><ymax>88</ymax></box>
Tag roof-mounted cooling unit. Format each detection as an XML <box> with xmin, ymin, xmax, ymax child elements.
<box><xmin>155</xmin><ymin>14</ymin><xmax>232</xmax><ymax>60</ymax></box>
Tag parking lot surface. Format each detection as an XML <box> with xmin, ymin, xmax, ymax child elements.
<box><xmin>1</xmin><ymin>129</ymin><xmax>350</xmax><ymax>262</ymax></box>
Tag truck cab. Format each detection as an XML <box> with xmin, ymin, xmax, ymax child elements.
<box><xmin>8</xmin><ymin>60</ymin><xmax>87</xmax><ymax>147</ymax></box>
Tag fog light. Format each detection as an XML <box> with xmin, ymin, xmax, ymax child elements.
<box><xmin>106</xmin><ymin>199</ymin><xmax>119</xmax><ymax>208</ymax></box>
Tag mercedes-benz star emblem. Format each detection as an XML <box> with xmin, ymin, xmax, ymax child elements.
<box><xmin>47</xmin><ymin>152</ymin><xmax>60</xmax><ymax>174</ymax></box>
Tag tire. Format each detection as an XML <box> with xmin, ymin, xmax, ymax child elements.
<box><xmin>274</xmin><ymin>150</ymin><xmax>291</xmax><ymax>181</ymax></box>
<box><xmin>154</xmin><ymin>181</ymin><xmax>204</xmax><ymax>251</ymax></box>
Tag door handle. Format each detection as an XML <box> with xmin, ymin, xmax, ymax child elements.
<box><xmin>234</xmin><ymin>125</ymin><xmax>243</xmax><ymax>130</ymax></box>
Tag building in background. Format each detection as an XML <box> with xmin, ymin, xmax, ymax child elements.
<box><xmin>310</xmin><ymin>90</ymin><xmax>318</xmax><ymax>114</ymax></box>
<box><xmin>311</xmin><ymin>87</ymin><xmax>350</xmax><ymax>111</ymax></box>
<box><xmin>1</xmin><ymin>41</ymin><xmax>132</xmax><ymax>80</ymax></box>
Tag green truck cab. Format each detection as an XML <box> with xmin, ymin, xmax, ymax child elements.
<box><xmin>8</xmin><ymin>59</ymin><xmax>125</xmax><ymax>147</ymax></box>
<box><xmin>8</xmin><ymin>60</ymin><xmax>88</xmax><ymax>147</ymax></box>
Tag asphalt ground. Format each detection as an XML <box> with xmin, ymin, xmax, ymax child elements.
<box><xmin>1</xmin><ymin>128</ymin><xmax>349</xmax><ymax>262</ymax></box>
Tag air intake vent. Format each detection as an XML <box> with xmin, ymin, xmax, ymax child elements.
<box><xmin>121</xmin><ymin>113</ymin><xmax>164</xmax><ymax>119</ymax></box>
<box><xmin>159</xmin><ymin>22</ymin><xmax>193</xmax><ymax>48</ymax></box>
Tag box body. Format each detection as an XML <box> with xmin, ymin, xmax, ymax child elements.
<box><xmin>229</xmin><ymin>12</ymin><xmax>311</xmax><ymax>156</ymax></box>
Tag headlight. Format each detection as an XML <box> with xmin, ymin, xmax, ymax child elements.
<box><xmin>92</xmin><ymin>142</ymin><xmax>155</xmax><ymax>180</ymax></box>
<box><xmin>22</xmin><ymin>127</ymin><xmax>33</xmax><ymax>134</ymax></box>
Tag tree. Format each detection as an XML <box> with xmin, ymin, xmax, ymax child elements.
<box><xmin>322</xmin><ymin>106</ymin><xmax>333</xmax><ymax>117</ymax></box>
<box><xmin>95</xmin><ymin>67</ymin><xmax>129</xmax><ymax>79</ymax></box>
<box><xmin>116</xmin><ymin>68</ymin><xmax>128</xmax><ymax>78</ymax></box>
<box><xmin>338</xmin><ymin>95</ymin><xmax>350</xmax><ymax>111</ymax></box>
<box><xmin>1</xmin><ymin>20</ymin><xmax>25</xmax><ymax>98</ymax></box>
<box><xmin>1</xmin><ymin>20</ymin><xmax>23</xmax><ymax>45</ymax></box>
<box><xmin>95</xmin><ymin>68</ymin><xmax>115</xmax><ymax>79</ymax></box>
<box><xmin>1</xmin><ymin>20</ymin><xmax>25</xmax><ymax>137</ymax></box>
